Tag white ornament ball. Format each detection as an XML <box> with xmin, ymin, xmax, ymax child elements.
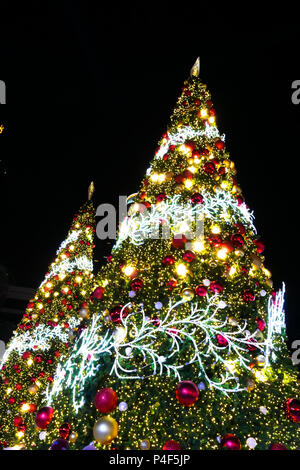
<box><xmin>198</xmin><ymin>382</ymin><xmax>206</xmax><ymax>390</ymax></box>
<box><xmin>155</xmin><ymin>302</ymin><xmax>163</xmax><ymax>310</ymax></box>
<box><xmin>246</xmin><ymin>437</ymin><xmax>257</xmax><ymax>449</ymax></box>
<box><xmin>203</xmin><ymin>279</ymin><xmax>210</xmax><ymax>286</ymax></box>
<box><xmin>118</xmin><ymin>401</ymin><xmax>128</xmax><ymax>412</ymax></box>
<box><xmin>260</xmin><ymin>290</ymin><xmax>267</xmax><ymax>297</ymax></box>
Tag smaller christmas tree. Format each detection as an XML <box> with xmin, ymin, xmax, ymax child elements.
<box><xmin>0</xmin><ymin>184</ymin><xmax>96</xmax><ymax>449</ymax></box>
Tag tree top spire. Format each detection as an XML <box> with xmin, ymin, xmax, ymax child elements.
<box><xmin>88</xmin><ymin>181</ymin><xmax>95</xmax><ymax>200</ymax></box>
<box><xmin>190</xmin><ymin>57</ymin><xmax>200</xmax><ymax>77</ymax></box>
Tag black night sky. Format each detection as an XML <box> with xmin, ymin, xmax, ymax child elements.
<box><xmin>0</xmin><ymin>5</ymin><xmax>300</xmax><ymax>348</ymax></box>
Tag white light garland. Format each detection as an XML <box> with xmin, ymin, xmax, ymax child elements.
<box><xmin>265</xmin><ymin>283</ymin><xmax>286</xmax><ymax>366</ymax></box>
<box><xmin>149</xmin><ymin>125</ymin><xmax>224</xmax><ymax>164</ymax></box>
<box><xmin>40</xmin><ymin>255</ymin><xmax>93</xmax><ymax>287</ymax></box>
<box><xmin>114</xmin><ymin>190</ymin><xmax>256</xmax><ymax>249</ymax></box>
<box><xmin>0</xmin><ymin>317</ymin><xmax>81</xmax><ymax>368</ymax></box>
<box><xmin>56</xmin><ymin>230</ymin><xmax>82</xmax><ymax>254</ymax></box>
<box><xmin>45</xmin><ymin>297</ymin><xmax>266</xmax><ymax>410</ymax></box>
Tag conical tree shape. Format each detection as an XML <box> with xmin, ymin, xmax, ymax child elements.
<box><xmin>25</xmin><ymin>67</ymin><xmax>300</xmax><ymax>450</ymax></box>
<box><xmin>0</xmin><ymin>200</ymin><xmax>96</xmax><ymax>448</ymax></box>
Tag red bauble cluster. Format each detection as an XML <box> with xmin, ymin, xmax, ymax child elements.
<box><xmin>131</xmin><ymin>278</ymin><xmax>144</xmax><ymax>291</ymax></box>
<box><xmin>94</xmin><ymin>388</ymin><xmax>118</xmax><ymax>413</ymax></box>
<box><xmin>166</xmin><ymin>279</ymin><xmax>178</xmax><ymax>290</ymax></box>
<box><xmin>110</xmin><ymin>305</ymin><xmax>129</xmax><ymax>324</ymax></box>
<box><xmin>175</xmin><ymin>381</ymin><xmax>199</xmax><ymax>407</ymax></box>
<box><xmin>35</xmin><ymin>406</ymin><xmax>54</xmax><ymax>430</ymax></box>
<box><xmin>156</xmin><ymin>193</ymin><xmax>166</xmax><ymax>202</ymax></box>
<box><xmin>256</xmin><ymin>317</ymin><xmax>266</xmax><ymax>331</ymax></box>
<box><xmin>221</xmin><ymin>433</ymin><xmax>241</xmax><ymax>450</ymax></box>
<box><xmin>285</xmin><ymin>398</ymin><xmax>300</xmax><ymax>422</ymax></box>
<box><xmin>254</xmin><ymin>239</ymin><xmax>265</xmax><ymax>254</ymax></box>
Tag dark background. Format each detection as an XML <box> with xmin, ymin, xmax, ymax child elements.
<box><xmin>0</xmin><ymin>4</ymin><xmax>300</xmax><ymax>347</ymax></box>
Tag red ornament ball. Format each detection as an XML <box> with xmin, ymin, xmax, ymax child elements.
<box><xmin>166</xmin><ymin>279</ymin><xmax>178</xmax><ymax>290</ymax></box>
<box><xmin>190</xmin><ymin>193</ymin><xmax>204</xmax><ymax>204</ymax></box>
<box><xmin>131</xmin><ymin>278</ymin><xmax>144</xmax><ymax>291</ymax></box>
<box><xmin>172</xmin><ymin>235</ymin><xmax>187</xmax><ymax>249</ymax></box>
<box><xmin>175</xmin><ymin>380</ymin><xmax>199</xmax><ymax>407</ymax></box>
<box><xmin>231</xmin><ymin>233</ymin><xmax>245</xmax><ymax>247</ymax></box>
<box><xmin>156</xmin><ymin>193</ymin><xmax>166</xmax><ymax>203</ymax></box>
<box><xmin>13</xmin><ymin>416</ymin><xmax>23</xmax><ymax>427</ymax></box>
<box><xmin>210</xmin><ymin>281</ymin><xmax>224</xmax><ymax>294</ymax></box>
<box><xmin>35</xmin><ymin>406</ymin><xmax>54</xmax><ymax>430</ymax></box>
<box><xmin>254</xmin><ymin>239</ymin><xmax>265</xmax><ymax>254</ymax></box>
<box><xmin>270</xmin><ymin>443</ymin><xmax>288</xmax><ymax>450</ymax></box>
<box><xmin>242</xmin><ymin>290</ymin><xmax>255</xmax><ymax>302</ymax></box>
<box><xmin>256</xmin><ymin>317</ymin><xmax>266</xmax><ymax>331</ymax></box>
<box><xmin>183</xmin><ymin>250</ymin><xmax>196</xmax><ymax>263</ymax></box>
<box><xmin>195</xmin><ymin>285</ymin><xmax>207</xmax><ymax>297</ymax></box>
<box><xmin>217</xmin><ymin>334</ymin><xmax>228</xmax><ymax>347</ymax></box>
<box><xmin>215</xmin><ymin>139</ymin><xmax>225</xmax><ymax>150</ymax></box>
<box><xmin>109</xmin><ymin>305</ymin><xmax>129</xmax><ymax>324</ymax></box>
<box><xmin>203</xmin><ymin>162</ymin><xmax>216</xmax><ymax>175</ymax></box>
<box><xmin>162</xmin><ymin>440</ymin><xmax>182</xmax><ymax>450</ymax></box>
<box><xmin>221</xmin><ymin>433</ymin><xmax>241</xmax><ymax>450</ymax></box>
<box><xmin>92</xmin><ymin>286</ymin><xmax>105</xmax><ymax>300</ymax></box>
<box><xmin>285</xmin><ymin>398</ymin><xmax>300</xmax><ymax>422</ymax></box>
<box><xmin>50</xmin><ymin>438</ymin><xmax>69</xmax><ymax>450</ymax></box>
<box><xmin>59</xmin><ymin>422</ymin><xmax>71</xmax><ymax>439</ymax></box>
<box><xmin>162</xmin><ymin>255</ymin><xmax>175</xmax><ymax>266</ymax></box>
<box><xmin>94</xmin><ymin>388</ymin><xmax>118</xmax><ymax>413</ymax></box>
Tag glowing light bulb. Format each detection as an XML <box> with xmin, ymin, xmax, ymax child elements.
<box><xmin>158</xmin><ymin>173</ymin><xmax>166</xmax><ymax>183</ymax></box>
<box><xmin>150</xmin><ymin>173</ymin><xmax>159</xmax><ymax>182</ymax></box>
<box><xmin>69</xmin><ymin>244</ymin><xmax>75</xmax><ymax>250</ymax></box>
<box><xmin>16</xmin><ymin>431</ymin><xmax>24</xmax><ymax>439</ymax></box>
<box><xmin>208</xmin><ymin>116</ymin><xmax>215</xmax><ymax>124</ymax></box>
<box><xmin>59</xmin><ymin>273</ymin><xmax>66</xmax><ymax>280</ymax></box>
<box><xmin>6</xmin><ymin>388</ymin><xmax>12</xmax><ymax>395</ymax></box>
<box><xmin>46</xmin><ymin>282</ymin><xmax>52</xmax><ymax>288</ymax></box>
<box><xmin>113</xmin><ymin>326</ymin><xmax>127</xmax><ymax>343</ymax></box>
<box><xmin>229</xmin><ymin>266</ymin><xmax>236</xmax><ymax>276</ymax></box>
<box><xmin>76</xmin><ymin>276</ymin><xmax>82</xmax><ymax>283</ymax></box>
<box><xmin>254</xmin><ymin>370</ymin><xmax>268</xmax><ymax>382</ymax></box>
<box><xmin>192</xmin><ymin>240</ymin><xmax>205</xmax><ymax>252</ymax></box>
<box><xmin>63</xmin><ymin>287</ymin><xmax>69</xmax><ymax>293</ymax></box>
<box><xmin>226</xmin><ymin>361</ymin><xmax>237</xmax><ymax>374</ymax></box>
<box><xmin>184</xmin><ymin>179</ymin><xmax>194</xmax><ymax>189</ymax></box>
<box><xmin>217</xmin><ymin>247</ymin><xmax>228</xmax><ymax>260</ymax></box>
<box><xmin>220</xmin><ymin>181</ymin><xmax>229</xmax><ymax>190</ymax></box>
<box><xmin>188</xmin><ymin>166</ymin><xmax>197</xmax><ymax>173</ymax></box>
<box><xmin>178</xmin><ymin>221</ymin><xmax>190</xmax><ymax>233</ymax></box>
<box><xmin>21</xmin><ymin>403</ymin><xmax>30</xmax><ymax>413</ymax></box>
<box><xmin>211</xmin><ymin>225</ymin><xmax>221</xmax><ymax>234</ymax></box>
<box><xmin>200</xmin><ymin>108</ymin><xmax>208</xmax><ymax>117</ymax></box>
<box><xmin>37</xmin><ymin>303</ymin><xmax>44</xmax><ymax>310</ymax></box>
<box><xmin>176</xmin><ymin>264</ymin><xmax>188</xmax><ymax>277</ymax></box>
<box><xmin>27</xmin><ymin>358</ymin><xmax>33</xmax><ymax>367</ymax></box>
<box><xmin>123</xmin><ymin>265</ymin><xmax>136</xmax><ymax>277</ymax></box>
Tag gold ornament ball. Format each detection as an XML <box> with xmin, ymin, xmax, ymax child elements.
<box><xmin>28</xmin><ymin>384</ymin><xmax>38</xmax><ymax>395</ymax></box>
<box><xmin>251</xmin><ymin>254</ymin><xmax>262</xmax><ymax>268</ymax></box>
<box><xmin>246</xmin><ymin>379</ymin><xmax>255</xmax><ymax>391</ymax></box>
<box><xmin>69</xmin><ymin>431</ymin><xmax>78</xmax><ymax>443</ymax></box>
<box><xmin>79</xmin><ymin>307</ymin><xmax>90</xmax><ymax>320</ymax></box>
<box><xmin>256</xmin><ymin>354</ymin><xmax>266</xmax><ymax>367</ymax></box>
<box><xmin>140</xmin><ymin>439</ymin><xmax>151</xmax><ymax>450</ymax></box>
<box><xmin>93</xmin><ymin>417</ymin><xmax>118</xmax><ymax>444</ymax></box>
<box><xmin>181</xmin><ymin>288</ymin><xmax>194</xmax><ymax>301</ymax></box>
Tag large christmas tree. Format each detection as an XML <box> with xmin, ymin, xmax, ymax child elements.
<box><xmin>0</xmin><ymin>189</ymin><xmax>96</xmax><ymax>449</ymax></box>
<box><xmin>3</xmin><ymin>60</ymin><xmax>300</xmax><ymax>450</ymax></box>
